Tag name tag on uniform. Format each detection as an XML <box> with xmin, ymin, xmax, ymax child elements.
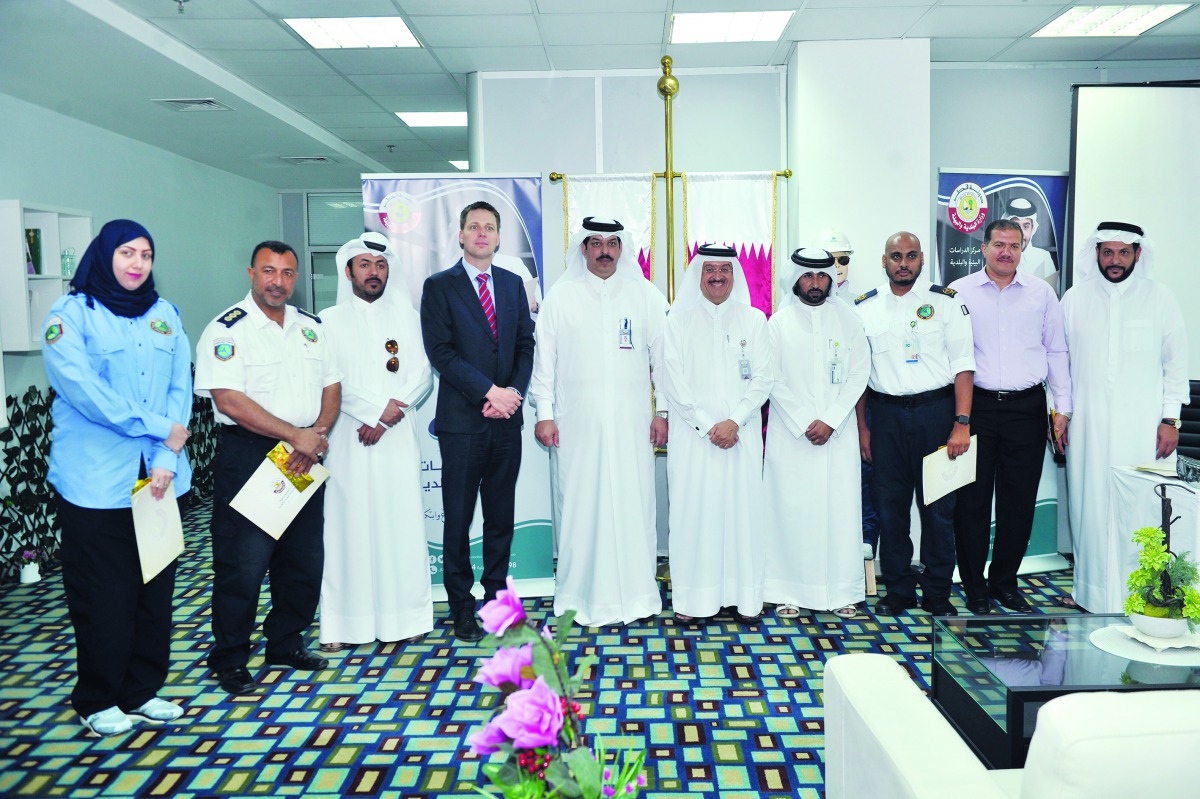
<box><xmin>619</xmin><ymin>318</ymin><xmax>634</xmax><ymax>349</ymax></box>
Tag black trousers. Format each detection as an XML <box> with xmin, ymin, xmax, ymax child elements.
<box><xmin>953</xmin><ymin>389</ymin><xmax>1048</xmax><ymax>598</ymax></box>
<box><xmin>208</xmin><ymin>428</ymin><xmax>325</xmax><ymax>671</ymax></box>
<box><xmin>438</xmin><ymin>424</ymin><xmax>521</xmax><ymax>613</ymax></box>
<box><xmin>869</xmin><ymin>393</ymin><xmax>958</xmax><ymax>600</ymax></box>
<box><xmin>59</xmin><ymin>494</ymin><xmax>180</xmax><ymax>717</ymax></box>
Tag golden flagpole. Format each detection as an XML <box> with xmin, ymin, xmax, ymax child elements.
<box><xmin>655</xmin><ymin>56</ymin><xmax>681</xmax><ymax>303</ymax></box>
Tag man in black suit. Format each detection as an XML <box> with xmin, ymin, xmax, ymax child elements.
<box><xmin>420</xmin><ymin>201</ymin><xmax>536</xmax><ymax>641</ymax></box>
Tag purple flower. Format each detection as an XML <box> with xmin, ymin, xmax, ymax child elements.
<box><xmin>480</xmin><ymin>576</ymin><xmax>526</xmax><ymax>636</ymax></box>
<box><xmin>603</xmin><ymin>787</ymin><xmax>616</xmax><ymax>798</ymax></box>
<box><xmin>636</xmin><ymin>772</ymin><xmax>647</xmax><ymax>787</ymax></box>
<box><xmin>473</xmin><ymin>644</ymin><xmax>534</xmax><ymax>691</ymax></box>
<box><xmin>494</xmin><ymin>676</ymin><xmax>563</xmax><ymax>749</ymax></box>
<box><xmin>603</xmin><ymin>768</ymin><xmax>613</xmax><ymax>781</ymax></box>
<box><xmin>625</xmin><ymin>785</ymin><xmax>635</xmax><ymax>795</ymax></box>
<box><xmin>468</xmin><ymin>718</ymin><xmax>509</xmax><ymax>755</ymax></box>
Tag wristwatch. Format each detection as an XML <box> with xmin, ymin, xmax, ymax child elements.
<box><xmin>1162</xmin><ymin>417</ymin><xmax>1182</xmax><ymax>429</ymax></box>
<box><xmin>954</xmin><ymin>414</ymin><xmax>970</xmax><ymax>425</ymax></box>
<box><xmin>656</xmin><ymin>410</ymin><xmax>669</xmax><ymax>419</ymax></box>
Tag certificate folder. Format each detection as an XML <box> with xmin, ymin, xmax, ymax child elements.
<box><xmin>229</xmin><ymin>442</ymin><xmax>331</xmax><ymax>539</ymax></box>
<box><xmin>131</xmin><ymin>479</ymin><xmax>184</xmax><ymax>583</ymax></box>
<box><xmin>922</xmin><ymin>435</ymin><xmax>978</xmax><ymax>505</ymax></box>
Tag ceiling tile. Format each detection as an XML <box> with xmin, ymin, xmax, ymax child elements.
<box><xmin>437</xmin><ymin>47</ymin><xmax>551</xmax><ymax>72</ymax></box>
<box><xmin>805</xmin><ymin>0</ymin><xmax>935</xmax><ymax>6</ymax></box>
<box><xmin>661</xmin><ymin>43</ymin><xmax>780</xmax><ymax>68</ymax></box>
<box><xmin>408</xmin><ymin>15</ymin><xmax>541</xmax><ymax>47</ymax></box>
<box><xmin>939</xmin><ymin>0</ymin><xmax>1069</xmax><ymax>5</ymax></box>
<box><xmin>929</xmin><ymin>37</ymin><xmax>1015</xmax><ymax>61</ymax></box>
<box><xmin>541</xmin><ymin>13</ymin><xmax>665</xmax><ymax>46</ymax></box>
<box><xmin>908</xmin><ymin>6</ymin><xmax>1062</xmax><ymax>38</ymax></box>
<box><xmin>254</xmin><ymin>0</ymin><xmax>401</xmax><ymax>16</ymax></box>
<box><xmin>347</xmin><ymin>73</ymin><xmax>463</xmax><ymax>95</ymax></box>
<box><xmin>328</xmin><ymin>127</ymin><xmax>420</xmax><ymax>143</ymax></box>
<box><xmin>1103</xmin><ymin>36</ymin><xmax>1200</xmax><ymax>60</ymax></box>
<box><xmin>410</xmin><ymin>128</ymin><xmax>470</xmax><ymax>145</ymax></box>
<box><xmin>375</xmin><ymin>94</ymin><xmax>469</xmax><ymax>112</ymax></box>
<box><xmin>202</xmin><ymin>48</ymin><xmax>337</xmax><ymax>75</ymax></box>
<box><xmin>318</xmin><ymin>48</ymin><xmax>443</xmax><ymax>75</ymax></box>
<box><xmin>113</xmin><ymin>0</ymin><xmax>267</xmax><ymax>19</ymax></box>
<box><xmin>400</xmin><ymin>0</ymin><xmax>534</xmax><ymax>14</ymax></box>
<box><xmin>1145</xmin><ymin>7</ymin><xmax>1200</xmax><ymax>36</ymax></box>
<box><xmin>786</xmin><ymin>8</ymin><xmax>931</xmax><ymax>40</ymax></box>
<box><xmin>280</xmin><ymin>95</ymin><xmax>382</xmax><ymax>113</ymax></box>
<box><xmin>247</xmin><ymin>74</ymin><xmax>363</xmax><ymax>96</ymax></box>
<box><xmin>545</xmin><ymin>44</ymin><xmax>664</xmax><ymax>70</ymax></box>
<box><xmin>305</xmin><ymin>111</ymin><xmax>407</xmax><ymax>127</ymax></box>
<box><xmin>995</xmin><ymin>37</ymin><xmax>1132</xmax><ymax>61</ymax></box>
<box><xmin>150</xmin><ymin>17</ymin><xmax>304</xmax><ymax>49</ymax></box>
<box><xmin>536</xmin><ymin>0</ymin><xmax>667</xmax><ymax>12</ymax></box>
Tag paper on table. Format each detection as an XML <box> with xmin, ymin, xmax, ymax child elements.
<box><xmin>229</xmin><ymin>442</ymin><xmax>330</xmax><ymax>539</ymax></box>
<box><xmin>131</xmin><ymin>478</ymin><xmax>184</xmax><ymax>583</ymax></box>
<box><xmin>1133</xmin><ymin>464</ymin><xmax>1180</xmax><ymax>478</ymax></box>
<box><xmin>921</xmin><ymin>435</ymin><xmax>978</xmax><ymax>505</ymax></box>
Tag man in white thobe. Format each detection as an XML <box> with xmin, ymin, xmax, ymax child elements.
<box><xmin>662</xmin><ymin>244</ymin><xmax>772</xmax><ymax>624</ymax></box>
<box><xmin>530</xmin><ymin>217</ymin><xmax>669</xmax><ymax>627</ymax></box>
<box><xmin>318</xmin><ymin>233</ymin><xmax>434</xmax><ymax>649</ymax></box>
<box><xmin>763</xmin><ymin>249</ymin><xmax>870</xmax><ymax>618</ymax></box>
<box><xmin>1062</xmin><ymin>221</ymin><xmax>1189</xmax><ymax>613</ymax></box>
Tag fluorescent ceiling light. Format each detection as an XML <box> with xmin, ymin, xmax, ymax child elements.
<box><xmin>670</xmin><ymin>11</ymin><xmax>793</xmax><ymax>44</ymax></box>
<box><xmin>284</xmin><ymin>17</ymin><xmax>420</xmax><ymax>49</ymax></box>
<box><xmin>396</xmin><ymin>112</ymin><xmax>468</xmax><ymax>127</ymax></box>
<box><xmin>1032</xmin><ymin>5</ymin><xmax>1189</xmax><ymax>37</ymax></box>
<box><xmin>450</xmin><ymin>161</ymin><xmax>470</xmax><ymax>171</ymax></box>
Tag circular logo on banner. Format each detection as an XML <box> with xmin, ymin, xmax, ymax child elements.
<box><xmin>947</xmin><ymin>182</ymin><xmax>988</xmax><ymax>233</ymax></box>
<box><xmin>378</xmin><ymin>191</ymin><xmax>422</xmax><ymax>234</ymax></box>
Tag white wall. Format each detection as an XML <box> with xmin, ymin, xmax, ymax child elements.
<box><xmin>789</xmin><ymin>40</ymin><xmax>933</xmax><ymax>299</ymax></box>
<box><xmin>0</xmin><ymin>91</ymin><xmax>280</xmax><ymax>396</ymax></box>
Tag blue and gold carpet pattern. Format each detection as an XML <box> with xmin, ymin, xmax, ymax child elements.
<box><xmin>0</xmin><ymin>503</ymin><xmax>1077</xmax><ymax>798</ymax></box>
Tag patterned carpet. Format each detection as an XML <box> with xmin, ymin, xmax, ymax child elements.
<box><xmin>0</xmin><ymin>502</ymin><xmax>1079</xmax><ymax>798</ymax></box>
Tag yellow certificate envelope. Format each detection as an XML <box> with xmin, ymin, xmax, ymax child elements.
<box><xmin>229</xmin><ymin>442</ymin><xmax>331</xmax><ymax>539</ymax></box>
<box><xmin>131</xmin><ymin>479</ymin><xmax>184</xmax><ymax>583</ymax></box>
<box><xmin>922</xmin><ymin>435</ymin><xmax>978</xmax><ymax>505</ymax></box>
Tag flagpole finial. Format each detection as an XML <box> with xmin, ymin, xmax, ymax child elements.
<box><xmin>658</xmin><ymin>56</ymin><xmax>679</xmax><ymax>99</ymax></box>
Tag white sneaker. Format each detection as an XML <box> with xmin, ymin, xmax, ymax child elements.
<box><xmin>82</xmin><ymin>707</ymin><xmax>133</xmax><ymax>737</ymax></box>
<box><xmin>126</xmin><ymin>697</ymin><xmax>184</xmax><ymax>724</ymax></box>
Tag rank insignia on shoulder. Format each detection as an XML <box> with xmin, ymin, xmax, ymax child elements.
<box><xmin>854</xmin><ymin>289</ymin><xmax>878</xmax><ymax>305</ymax></box>
<box><xmin>302</xmin><ymin>327</ymin><xmax>318</xmax><ymax>343</ymax></box>
<box><xmin>218</xmin><ymin>308</ymin><xmax>247</xmax><ymax>328</ymax></box>
<box><xmin>931</xmin><ymin>285</ymin><xmax>957</xmax><ymax>298</ymax></box>
<box><xmin>214</xmin><ymin>338</ymin><xmax>235</xmax><ymax>361</ymax></box>
<box><xmin>298</xmin><ymin>308</ymin><xmax>322</xmax><ymax>323</ymax></box>
<box><xmin>44</xmin><ymin>317</ymin><xmax>64</xmax><ymax>344</ymax></box>
<box><xmin>150</xmin><ymin>319</ymin><xmax>172</xmax><ymax>335</ymax></box>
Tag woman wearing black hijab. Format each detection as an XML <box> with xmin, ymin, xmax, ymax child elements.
<box><xmin>42</xmin><ymin>219</ymin><xmax>193</xmax><ymax>736</ymax></box>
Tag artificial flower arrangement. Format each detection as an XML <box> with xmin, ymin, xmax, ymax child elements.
<box><xmin>1123</xmin><ymin>526</ymin><xmax>1200</xmax><ymax>631</ymax></box>
<box><xmin>470</xmin><ymin>578</ymin><xmax>647</xmax><ymax>799</ymax></box>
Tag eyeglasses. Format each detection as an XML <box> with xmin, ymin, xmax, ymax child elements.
<box><xmin>835</xmin><ymin>255</ymin><xmax>851</xmax><ymax>266</ymax></box>
<box><xmin>385</xmin><ymin>339</ymin><xmax>399</xmax><ymax>372</ymax></box>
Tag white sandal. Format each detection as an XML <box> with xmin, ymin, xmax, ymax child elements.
<box><xmin>776</xmin><ymin>604</ymin><xmax>800</xmax><ymax>618</ymax></box>
<box><xmin>833</xmin><ymin>605</ymin><xmax>858</xmax><ymax>619</ymax></box>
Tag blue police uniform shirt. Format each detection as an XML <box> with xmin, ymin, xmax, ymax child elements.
<box><xmin>43</xmin><ymin>293</ymin><xmax>194</xmax><ymax>509</ymax></box>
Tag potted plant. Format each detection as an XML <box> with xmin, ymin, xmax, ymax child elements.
<box><xmin>18</xmin><ymin>546</ymin><xmax>47</xmax><ymax>584</ymax></box>
<box><xmin>1123</xmin><ymin>526</ymin><xmax>1200</xmax><ymax>638</ymax></box>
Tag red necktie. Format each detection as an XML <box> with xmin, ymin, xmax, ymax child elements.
<box><xmin>477</xmin><ymin>274</ymin><xmax>497</xmax><ymax>338</ymax></box>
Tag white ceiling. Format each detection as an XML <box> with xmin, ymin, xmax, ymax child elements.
<box><xmin>3</xmin><ymin>0</ymin><xmax>1199</xmax><ymax>189</ymax></box>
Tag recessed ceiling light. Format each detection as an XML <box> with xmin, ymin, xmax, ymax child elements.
<box><xmin>283</xmin><ymin>17</ymin><xmax>420</xmax><ymax>49</ymax></box>
<box><xmin>670</xmin><ymin>11</ymin><xmax>794</xmax><ymax>44</ymax></box>
<box><xmin>1032</xmin><ymin>5</ymin><xmax>1190</xmax><ymax>37</ymax></box>
<box><xmin>396</xmin><ymin>112</ymin><xmax>468</xmax><ymax>127</ymax></box>
<box><xmin>450</xmin><ymin>161</ymin><xmax>469</xmax><ymax>170</ymax></box>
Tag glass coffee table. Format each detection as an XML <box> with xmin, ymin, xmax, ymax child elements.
<box><xmin>931</xmin><ymin>614</ymin><xmax>1200</xmax><ymax>769</ymax></box>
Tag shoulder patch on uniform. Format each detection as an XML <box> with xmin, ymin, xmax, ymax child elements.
<box><xmin>854</xmin><ymin>288</ymin><xmax>878</xmax><ymax>305</ymax></box>
<box><xmin>931</xmin><ymin>284</ymin><xmax>957</xmax><ymax>298</ymax></box>
<box><xmin>44</xmin><ymin>316</ymin><xmax>64</xmax><ymax>345</ymax></box>
<box><xmin>298</xmin><ymin>308</ymin><xmax>322</xmax><ymax>323</ymax></box>
<box><xmin>213</xmin><ymin>337</ymin><xmax>235</xmax><ymax>361</ymax></box>
<box><xmin>218</xmin><ymin>307</ymin><xmax>247</xmax><ymax>328</ymax></box>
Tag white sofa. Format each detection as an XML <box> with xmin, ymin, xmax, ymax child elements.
<box><xmin>823</xmin><ymin>652</ymin><xmax>1200</xmax><ymax>799</ymax></box>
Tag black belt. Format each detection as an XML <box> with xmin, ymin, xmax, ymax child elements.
<box><xmin>973</xmin><ymin>384</ymin><xmax>1043</xmax><ymax>402</ymax></box>
<box><xmin>868</xmin><ymin>385</ymin><xmax>954</xmax><ymax>407</ymax></box>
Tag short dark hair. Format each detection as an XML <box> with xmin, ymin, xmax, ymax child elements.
<box><xmin>459</xmin><ymin>201</ymin><xmax>501</xmax><ymax>231</ymax></box>
<box><xmin>251</xmin><ymin>240</ymin><xmax>298</xmax><ymax>266</ymax></box>
<box><xmin>983</xmin><ymin>218</ymin><xmax>1023</xmax><ymax>244</ymax></box>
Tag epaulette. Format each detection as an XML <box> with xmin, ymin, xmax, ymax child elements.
<box><xmin>854</xmin><ymin>289</ymin><xmax>877</xmax><ymax>305</ymax></box>
<box><xmin>931</xmin><ymin>285</ymin><xmax>957</xmax><ymax>298</ymax></box>
<box><xmin>218</xmin><ymin>307</ymin><xmax>247</xmax><ymax>328</ymax></box>
<box><xmin>298</xmin><ymin>308</ymin><xmax>322</xmax><ymax>323</ymax></box>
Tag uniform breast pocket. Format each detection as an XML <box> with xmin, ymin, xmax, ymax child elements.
<box><xmin>301</xmin><ymin>345</ymin><xmax>327</xmax><ymax>390</ymax></box>
<box><xmin>85</xmin><ymin>338</ymin><xmax>128</xmax><ymax>383</ymax></box>
<box><xmin>864</xmin><ymin>322</ymin><xmax>891</xmax><ymax>353</ymax></box>
<box><xmin>914</xmin><ymin>320</ymin><xmax>945</xmax><ymax>348</ymax></box>
<box><xmin>244</xmin><ymin>354</ymin><xmax>282</xmax><ymax>395</ymax></box>
<box><xmin>151</xmin><ymin>332</ymin><xmax>176</xmax><ymax>367</ymax></box>
<box><xmin>1124</xmin><ymin>321</ymin><xmax>1154</xmax><ymax>353</ymax></box>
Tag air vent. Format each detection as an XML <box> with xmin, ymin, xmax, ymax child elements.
<box><xmin>152</xmin><ymin>98</ymin><xmax>233</xmax><ymax>112</ymax></box>
<box><xmin>278</xmin><ymin>156</ymin><xmax>339</xmax><ymax>165</ymax></box>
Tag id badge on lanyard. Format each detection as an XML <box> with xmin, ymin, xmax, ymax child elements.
<box><xmin>905</xmin><ymin>320</ymin><xmax>920</xmax><ymax>363</ymax></box>
<box><xmin>737</xmin><ymin>339</ymin><xmax>751</xmax><ymax>380</ymax></box>
<box><xmin>829</xmin><ymin>339</ymin><xmax>843</xmax><ymax>384</ymax></box>
<box><xmin>619</xmin><ymin>318</ymin><xmax>634</xmax><ymax>349</ymax></box>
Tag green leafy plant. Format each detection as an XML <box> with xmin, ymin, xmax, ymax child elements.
<box><xmin>1124</xmin><ymin>526</ymin><xmax>1200</xmax><ymax>631</ymax></box>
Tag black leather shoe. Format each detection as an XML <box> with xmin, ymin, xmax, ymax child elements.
<box><xmin>921</xmin><ymin>596</ymin><xmax>958</xmax><ymax>616</ymax></box>
<box><xmin>215</xmin><ymin>666</ymin><xmax>256</xmax><ymax>695</ymax></box>
<box><xmin>453</xmin><ymin>612</ymin><xmax>484</xmax><ymax>642</ymax></box>
<box><xmin>265</xmin><ymin>647</ymin><xmax>329</xmax><ymax>671</ymax></box>
<box><xmin>990</xmin><ymin>588</ymin><xmax>1032</xmax><ymax>612</ymax></box>
<box><xmin>875</xmin><ymin>594</ymin><xmax>918</xmax><ymax>615</ymax></box>
<box><xmin>966</xmin><ymin>596</ymin><xmax>993</xmax><ymax>614</ymax></box>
